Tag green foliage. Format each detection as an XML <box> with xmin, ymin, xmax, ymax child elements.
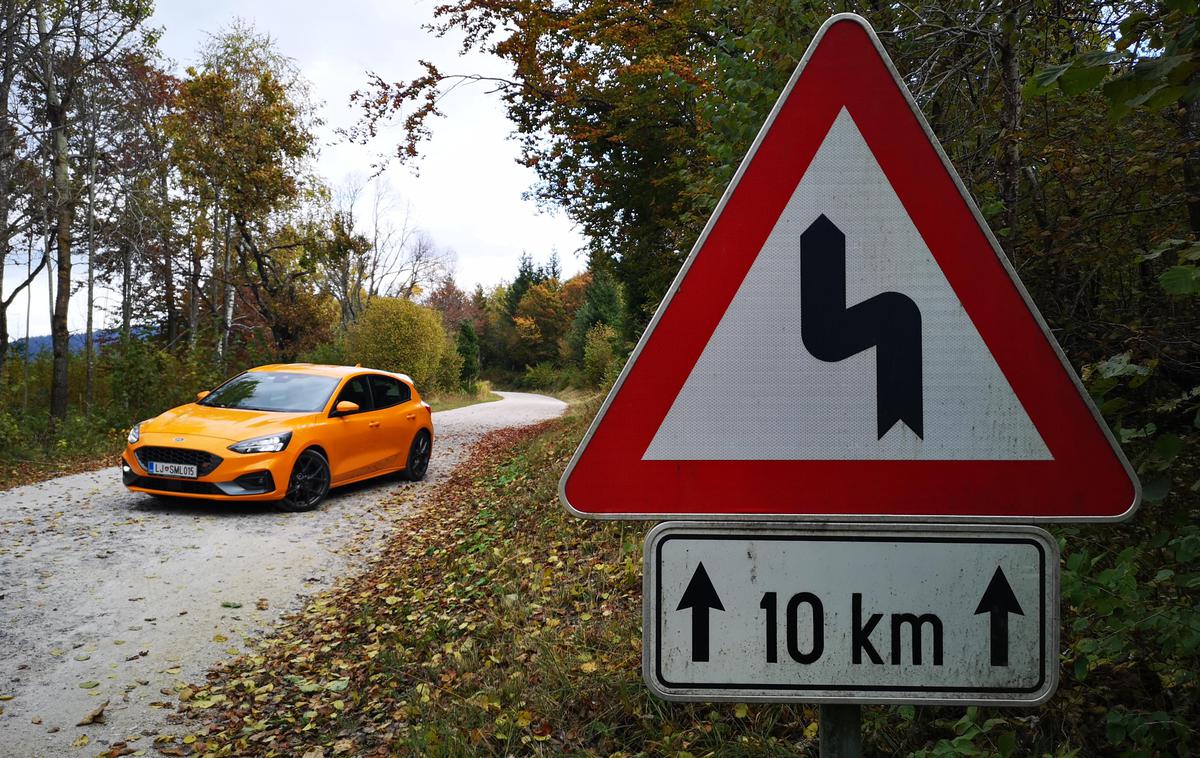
<box><xmin>1028</xmin><ymin>0</ymin><xmax>1199</xmax><ymax>118</ymax></box>
<box><xmin>432</xmin><ymin>338</ymin><xmax>465</xmax><ymax>394</ymax></box>
<box><xmin>504</xmin><ymin>253</ymin><xmax>549</xmax><ymax>319</ymax></box>
<box><xmin>567</xmin><ymin>266</ymin><xmax>626</xmax><ymax>359</ymax></box>
<box><xmin>513</xmin><ymin>279</ymin><xmax>568</xmax><ymax>366</ymax></box>
<box><xmin>0</xmin><ymin>410</ymin><xmax>22</xmax><ymax>452</ymax></box>
<box><xmin>345</xmin><ymin>297</ymin><xmax>447</xmax><ymax>389</ymax></box>
<box><xmin>582</xmin><ymin>323</ymin><xmax>620</xmax><ymax>388</ymax></box>
<box><xmin>301</xmin><ymin>333</ymin><xmax>349</xmax><ymax>365</ymax></box>
<box><xmin>516</xmin><ymin>362</ymin><xmax>576</xmax><ymax>390</ymax></box>
<box><xmin>456</xmin><ymin>320</ymin><xmax>481</xmax><ymax>391</ymax></box>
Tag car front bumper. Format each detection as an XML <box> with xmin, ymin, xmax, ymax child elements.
<box><xmin>122</xmin><ymin>437</ymin><xmax>294</xmax><ymax>500</ymax></box>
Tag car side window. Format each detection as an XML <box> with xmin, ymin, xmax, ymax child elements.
<box><xmin>368</xmin><ymin>374</ymin><xmax>411</xmax><ymax>409</ymax></box>
<box><xmin>335</xmin><ymin>376</ymin><xmax>373</xmax><ymax>413</ymax></box>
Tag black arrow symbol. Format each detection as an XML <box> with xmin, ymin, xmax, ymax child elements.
<box><xmin>676</xmin><ymin>562</ymin><xmax>725</xmax><ymax>662</ymax></box>
<box><xmin>800</xmin><ymin>214</ymin><xmax>924</xmax><ymax>438</ymax></box>
<box><xmin>974</xmin><ymin>566</ymin><xmax>1024</xmax><ymax>666</ymax></box>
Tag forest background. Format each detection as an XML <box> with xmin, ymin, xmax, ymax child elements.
<box><xmin>0</xmin><ymin>0</ymin><xmax>1196</xmax><ymax>753</ymax></box>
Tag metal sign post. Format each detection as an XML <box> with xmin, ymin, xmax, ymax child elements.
<box><xmin>820</xmin><ymin>705</ymin><xmax>861</xmax><ymax>757</ymax></box>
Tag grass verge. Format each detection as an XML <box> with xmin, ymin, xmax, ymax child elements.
<box><xmin>425</xmin><ymin>381</ymin><xmax>503</xmax><ymax>413</ymax></box>
<box><xmin>0</xmin><ymin>446</ymin><xmax>122</xmax><ymax>492</ymax></box>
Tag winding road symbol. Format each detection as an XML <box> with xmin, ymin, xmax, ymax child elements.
<box><xmin>800</xmin><ymin>214</ymin><xmax>924</xmax><ymax>439</ymax></box>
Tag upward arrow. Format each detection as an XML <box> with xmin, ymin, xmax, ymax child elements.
<box><xmin>677</xmin><ymin>562</ymin><xmax>725</xmax><ymax>662</ymax></box>
<box><xmin>974</xmin><ymin>566</ymin><xmax>1024</xmax><ymax>666</ymax></box>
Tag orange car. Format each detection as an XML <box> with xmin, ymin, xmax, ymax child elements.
<box><xmin>121</xmin><ymin>364</ymin><xmax>434</xmax><ymax>511</ymax></box>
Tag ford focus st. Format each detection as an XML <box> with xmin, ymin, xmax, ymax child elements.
<box><xmin>121</xmin><ymin>364</ymin><xmax>434</xmax><ymax>511</ymax></box>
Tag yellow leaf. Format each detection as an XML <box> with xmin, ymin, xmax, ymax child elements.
<box><xmin>805</xmin><ymin>722</ymin><xmax>819</xmax><ymax>739</ymax></box>
<box><xmin>516</xmin><ymin>710</ymin><xmax>533</xmax><ymax>727</ymax></box>
<box><xmin>734</xmin><ymin>703</ymin><xmax>748</xmax><ymax>718</ymax></box>
<box><xmin>580</xmin><ymin>661</ymin><xmax>598</xmax><ymax>673</ymax></box>
<box><xmin>71</xmin><ymin>734</ymin><xmax>89</xmax><ymax>748</ymax></box>
<box><xmin>384</xmin><ymin>596</ymin><xmax>401</xmax><ymax>605</ymax></box>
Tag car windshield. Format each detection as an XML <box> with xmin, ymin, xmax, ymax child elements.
<box><xmin>200</xmin><ymin>372</ymin><xmax>339</xmax><ymax>413</ymax></box>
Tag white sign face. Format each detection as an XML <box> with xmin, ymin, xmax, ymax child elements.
<box><xmin>643</xmin><ymin>109</ymin><xmax>1050</xmax><ymax>462</ymax></box>
<box><xmin>644</xmin><ymin>523</ymin><xmax>1058</xmax><ymax>705</ymax></box>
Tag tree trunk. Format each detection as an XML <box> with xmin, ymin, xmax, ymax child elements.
<box><xmin>997</xmin><ymin>1</ymin><xmax>1024</xmax><ymax>260</ymax></box>
<box><xmin>219</xmin><ymin>212</ymin><xmax>233</xmax><ymax>370</ymax></box>
<box><xmin>121</xmin><ymin>236</ymin><xmax>132</xmax><ymax>338</ymax></box>
<box><xmin>37</xmin><ymin>2</ymin><xmax>74</xmax><ymax>423</ymax></box>
<box><xmin>188</xmin><ymin>202</ymin><xmax>202</xmax><ymax>350</ymax></box>
<box><xmin>160</xmin><ymin>168</ymin><xmax>177</xmax><ymax>345</ymax></box>
<box><xmin>1183</xmin><ymin>82</ymin><xmax>1200</xmax><ymax>237</ymax></box>
<box><xmin>84</xmin><ymin>95</ymin><xmax>97</xmax><ymax>415</ymax></box>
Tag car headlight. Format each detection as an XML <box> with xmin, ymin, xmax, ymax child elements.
<box><xmin>127</xmin><ymin>422</ymin><xmax>143</xmax><ymax>445</ymax></box>
<box><xmin>228</xmin><ymin>431</ymin><xmax>293</xmax><ymax>454</ymax></box>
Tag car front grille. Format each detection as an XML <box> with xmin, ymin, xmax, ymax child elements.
<box><xmin>135</xmin><ymin>446</ymin><xmax>223</xmax><ymax>477</ymax></box>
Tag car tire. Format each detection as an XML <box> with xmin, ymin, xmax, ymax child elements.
<box><xmin>403</xmin><ymin>430</ymin><xmax>432</xmax><ymax>482</ymax></box>
<box><xmin>277</xmin><ymin>449</ymin><xmax>331</xmax><ymax>512</ymax></box>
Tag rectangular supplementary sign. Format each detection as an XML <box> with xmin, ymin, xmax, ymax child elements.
<box><xmin>643</xmin><ymin>523</ymin><xmax>1059</xmax><ymax>705</ymax></box>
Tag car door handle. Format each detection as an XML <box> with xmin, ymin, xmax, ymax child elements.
<box><xmin>368</xmin><ymin>421</ymin><xmax>381</xmax><ymax>428</ymax></box>
<box><xmin>405</xmin><ymin>413</ymin><xmax>416</xmax><ymax>420</ymax></box>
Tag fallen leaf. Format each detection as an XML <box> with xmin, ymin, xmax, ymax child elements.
<box><xmin>71</xmin><ymin>734</ymin><xmax>89</xmax><ymax>748</ymax></box>
<box><xmin>77</xmin><ymin>700</ymin><xmax>109</xmax><ymax>726</ymax></box>
<box><xmin>220</xmin><ymin>601</ymin><xmax>242</xmax><ymax>609</ymax></box>
<box><xmin>78</xmin><ymin>681</ymin><xmax>99</xmax><ymax>689</ymax></box>
<box><xmin>579</xmin><ymin>661</ymin><xmax>598</xmax><ymax>673</ymax></box>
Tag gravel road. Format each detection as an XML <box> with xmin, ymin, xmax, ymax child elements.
<box><xmin>0</xmin><ymin>391</ymin><xmax>565</xmax><ymax>757</ymax></box>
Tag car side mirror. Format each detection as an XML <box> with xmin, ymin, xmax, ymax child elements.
<box><xmin>196</xmin><ymin>390</ymin><xmax>210</xmax><ymax>401</ymax></box>
<box><xmin>334</xmin><ymin>400</ymin><xmax>360</xmax><ymax>416</ymax></box>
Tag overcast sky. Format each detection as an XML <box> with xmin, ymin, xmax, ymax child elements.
<box><xmin>6</xmin><ymin>0</ymin><xmax>585</xmax><ymax>338</ymax></box>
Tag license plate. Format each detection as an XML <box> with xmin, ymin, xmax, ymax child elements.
<box><xmin>148</xmin><ymin>461</ymin><xmax>198</xmax><ymax>478</ymax></box>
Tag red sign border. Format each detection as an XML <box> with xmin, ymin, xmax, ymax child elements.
<box><xmin>558</xmin><ymin>13</ymin><xmax>1140</xmax><ymax>523</ymax></box>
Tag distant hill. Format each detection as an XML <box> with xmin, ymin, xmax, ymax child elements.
<box><xmin>9</xmin><ymin>330</ymin><xmax>125</xmax><ymax>357</ymax></box>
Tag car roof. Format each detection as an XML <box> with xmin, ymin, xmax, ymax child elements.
<box><xmin>249</xmin><ymin>363</ymin><xmax>415</xmax><ymax>385</ymax></box>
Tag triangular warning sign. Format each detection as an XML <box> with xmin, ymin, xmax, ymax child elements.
<box><xmin>560</xmin><ymin>14</ymin><xmax>1139</xmax><ymax>521</ymax></box>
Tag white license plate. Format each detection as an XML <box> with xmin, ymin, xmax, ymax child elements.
<box><xmin>148</xmin><ymin>461</ymin><xmax>198</xmax><ymax>478</ymax></box>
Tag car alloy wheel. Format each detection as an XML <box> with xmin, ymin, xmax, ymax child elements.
<box><xmin>278</xmin><ymin>449</ymin><xmax>331</xmax><ymax>512</ymax></box>
<box><xmin>404</xmin><ymin>430</ymin><xmax>432</xmax><ymax>482</ymax></box>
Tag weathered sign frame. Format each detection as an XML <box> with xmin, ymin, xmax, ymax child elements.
<box><xmin>643</xmin><ymin>521</ymin><xmax>1060</xmax><ymax>706</ymax></box>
